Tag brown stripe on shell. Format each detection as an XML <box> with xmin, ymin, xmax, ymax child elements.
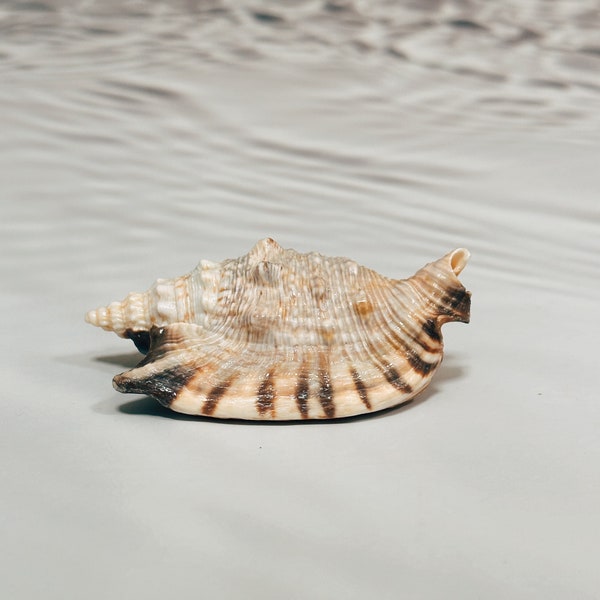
<box><xmin>360</xmin><ymin>275</ymin><xmax>438</xmax><ymax>383</ymax></box>
<box><xmin>400</xmin><ymin>326</ymin><xmax>441</xmax><ymax>360</ymax></box>
<box><xmin>400</xmin><ymin>323</ymin><xmax>439</xmax><ymax>355</ymax></box>
<box><xmin>381</xmin><ymin>365</ymin><xmax>413</xmax><ymax>394</ymax></box>
<box><xmin>422</xmin><ymin>318</ymin><xmax>441</xmax><ymax>342</ymax></box>
<box><xmin>356</xmin><ymin>330</ymin><xmax>414</xmax><ymax>398</ymax></box>
<box><xmin>202</xmin><ymin>376</ymin><xmax>236</xmax><ymax>416</ymax></box>
<box><xmin>389</xmin><ymin>275</ymin><xmax>458</xmax><ymax>352</ymax></box>
<box><xmin>444</xmin><ymin>286</ymin><xmax>469</xmax><ymax>309</ymax></box>
<box><xmin>383</xmin><ymin>326</ymin><xmax>440</xmax><ymax>376</ymax></box>
<box><xmin>113</xmin><ymin>364</ymin><xmax>197</xmax><ymax>407</ymax></box>
<box><xmin>385</xmin><ymin>284</ymin><xmax>442</xmax><ymax>353</ymax></box>
<box><xmin>257</xmin><ymin>371</ymin><xmax>276</xmax><ymax>417</ymax></box>
<box><xmin>439</xmin><ymin>286</ymin><xmax>471</xmax><ymax>323</ymax></box>
<box><xmin>318</xmin><ymin>355</ymin><xmax>335</xmax><ymax>418</ymax></box>
<box><xmin>295</xmin><ymin>361</ymin><xmax>310</xmax><ymax>419</ymax></box>
<box><xmin>351</xmin><ymin>294</ymin><xmax>409</xmax><ymax>394</ymax></box>
<box><xmin>350</xmin><ymin>367</ymin><xmax>371</xmax><ymax>409</ymax></box>
<box><xmin>405</xmin><ymin>348</ymin><xmax>438</xmax><ymax>376</ymax></box>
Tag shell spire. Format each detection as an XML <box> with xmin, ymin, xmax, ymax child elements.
<box><xmin>85</xmin><ymin>290</ymin><xmax>150</xmax><ymax>336</ymax></box>
<box><xmin>85</xmin><ymin>275</ymin><xmax>192</xmax><ymax>352</ymax></box>
<box><xmin>86</xmin><ymin>240</ymin><xmax>471</xmax><ymax>420</ymax></box>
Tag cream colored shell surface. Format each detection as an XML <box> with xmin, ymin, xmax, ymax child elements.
<box><xmin>86</xmin><ymin>239</ymin><xmax>471</xmax><ymax>420</ymax></box>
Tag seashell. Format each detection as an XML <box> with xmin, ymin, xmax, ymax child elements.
<box><xmin>86</xmin><ymin>238</ymin><xmax>471</xmax><ymax>420</ymax></box>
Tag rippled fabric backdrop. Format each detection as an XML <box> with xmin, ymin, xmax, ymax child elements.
<box><xmin>2</xmin><ymin>1</ymin><xmax>599</xmax><ymax>599</ymax></box>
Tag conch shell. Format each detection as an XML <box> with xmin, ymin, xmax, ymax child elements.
<box><xmin>86</xmin><ymin>239</ymin><xmax>471</xmax><ymax>420</ymax></box>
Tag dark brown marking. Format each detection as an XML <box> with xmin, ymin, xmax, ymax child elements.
<box><xmin>318</xmin><ymin>365</ymin><xmax>335</xmax><ymax>418</ymax></box>
<box><xmin>364</xmin><ymin>272</ymin><xmax>440</xmax><ymax>375</ymax></box>
<box><xmin>439</xmin><ymin>286</ymin><xmax>471</xmax><ymax>323</ymax></box>
<box><xmin>380</xmin><ymin>322</ymin><xmax>440</xmax><ymax>375</ymax></box>
<box><xmin>382</xmin><ymin>365</ymin><xmax>413</xmax><ymax>394</ymax></box>
<box><xmin>257</xmin><ymin>372</ymin><xmax>276</xmax><ymax>416</ymax></box>
<box><xmin>350</xmin><ymin>368</ymin><xmax>371</xmax><ymax>409</ymax></box>
<box><xmin>414</xmin><ymin>332</ymin><xmax>439</xmax><ymax>354</ymax></box>
<box><xmin>295</xmin><ymin>364</ymin><xmax>310</xmax><ymax>419</ymax></box>
<box><xmin>124</xmin><ymin>329</ymin><xmax>151</xmax><ymax>354</ymax></box>
<box><xmin>319</xmin><ymin>370</ymin><xmax>335</xmax><ymax>419</ymax></box>
<box><xmin>113</xmin><ymin>365</ymin><xmax>196</xmax><ymax>407</ymax></box>
<box><xmin>422</xmin><ymin>318</ymin><xmax>441</xmax><ymax>342</ymax></box>
<box><xmin>445</xmin><ymin>286</ymin><xmax>468</xmax><ymax>309</ymax></box>
<box><xmin>406</xmin><ymin>349</ymin><xmax>438</xmax><ymax>376</ymax></box>
<box><xmin>202</xmin><ymin>377</ymin><xmax>234</xmax><ymax>416</ymax></box>
<box><xmin>383</xmin><ymin>287</ymin><xmax>441</xmax><ymax>353</ymax></box>
<box><xmin>389</xmin><ymin>318</ymin><xmax>439</xmax><ymax>354</ymax></box>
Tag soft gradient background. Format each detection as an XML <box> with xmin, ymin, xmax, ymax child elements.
<box><xmin>2</xmin><ymin>1</ymin><xmax>599</xmax><ymax>598</ymax></box>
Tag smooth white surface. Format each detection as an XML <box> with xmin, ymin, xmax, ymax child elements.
<box><xmin>2</xmin><ymin>2</ymin><xmax>600</xmax><ymax>599</ymax></box>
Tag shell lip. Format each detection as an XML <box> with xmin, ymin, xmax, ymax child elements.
<box><xmin>448</xmin><ymin>248</ymin><xmax>470</xmax><ymax>276</ymax></box>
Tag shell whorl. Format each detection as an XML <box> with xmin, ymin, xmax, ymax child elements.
<box><xmin>87</xmin><ymin>239</ymin><xmax>471</xmax><ymax>420</ymax></box>
<box><xmin>84</xmin><ymin>259</ymin><xmax>223</xmax><ymax>338</ymax></box>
